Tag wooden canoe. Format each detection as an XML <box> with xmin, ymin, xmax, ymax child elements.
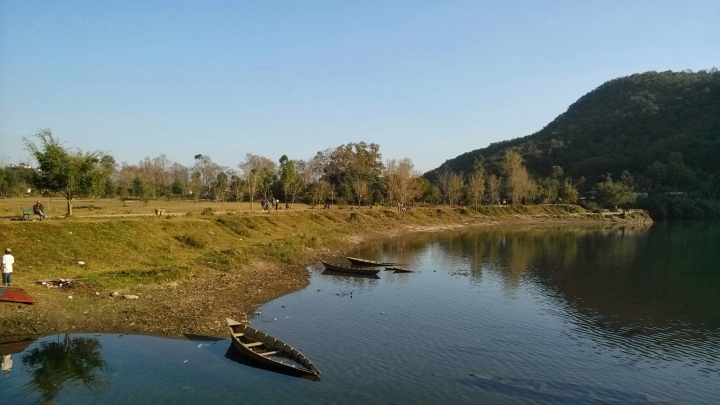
<box><xmin>322</xmin><ymin>261</ymin><xmax>381</xmax><ymax>275</ymax></box>
<box><xmin>225</xmin><ymin>318</ymin><xmax>321</xmax><ymax>377</ymax></box>
<box><xmin>346</xmin><ymin>257</ymin><xmax>395</xmax><ymax>266</ymax></box>
<box><xmin>0</xmin><ymin>288</ymin><xmax>35</xmax><ymax>304</ymax></box>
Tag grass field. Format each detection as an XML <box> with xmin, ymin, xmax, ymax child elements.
<box><xmin>0</xmin><ymin>196</ymin><xmax>314</xmax><ymax>219</ymax></box>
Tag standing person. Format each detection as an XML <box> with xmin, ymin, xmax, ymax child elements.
<box><xmin>2</xmin><ymin>248</ymin><xmax>13</xmax><ymax>287</ymax></box>
<box><xmin>33</xmin><ymin>200</ymin><xmax>46</xmax><ymax>219</ymax></box>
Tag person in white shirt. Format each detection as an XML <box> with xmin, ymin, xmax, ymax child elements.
<box><xmin>2</xmin><ymin>248</ymin><xmax>14</xmax><ymax>287</ymax></box>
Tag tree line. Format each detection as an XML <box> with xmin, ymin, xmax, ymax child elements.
<box><xmin>9</xmin><ymin>129</ymin><xmax>638</xmax><ymax>217</ymax></box>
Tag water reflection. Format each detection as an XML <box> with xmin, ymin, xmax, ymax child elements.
<box><xmin>22</xmin><ymin>334</ymin><xmax>106</xmax><ymax>404</ymax></box>
<box><xmin>355</xmin><ymin>223</ymin><xmax>720</xmax><ymax>368</ymax></box>
<box><xmin>321</xmin><ymin>270</ymin><xmax>380</xmax><ymax>280</ymax></box>
<box><xmin>1</xmin><ymin>337</ymin><xmax>36</xmax><ymax>376</ymax></box>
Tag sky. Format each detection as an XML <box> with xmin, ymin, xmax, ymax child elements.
<box><xmin>1</xmin><ymin>1</ymin><xmax>718</xmax><ymax>174</ymax></box>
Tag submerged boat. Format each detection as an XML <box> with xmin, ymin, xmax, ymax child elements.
<box><xmin>346</xmin><ymin>257</ymin><xmax>395</xmax><ymax>266</ymax></box>
<box><xmin>322</xmin><ymin>261</ymin><xmax>382</xmax><ymax>275</ymax></box>
<box><xmin>225</xmin><ymin>318</ymin><xmax>321</xmax><ymax>377</ymax></box>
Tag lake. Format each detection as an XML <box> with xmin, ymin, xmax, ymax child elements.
<box><xmin>2</xmin><ymin>222</ymin><xmax>719</xmax><ymax>404</ymax></box>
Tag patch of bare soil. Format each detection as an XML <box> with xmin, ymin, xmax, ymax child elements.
<box><xmin>0</xmin><ymin>260</ymin><xmax>311</xmax><ymax>339</ymax></box>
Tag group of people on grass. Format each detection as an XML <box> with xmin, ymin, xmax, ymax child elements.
<box><xmin>261</xmin><ymin>198</ymin><xmax>289</xmax><ymax>212</ymax></box>
<box><xmin>397</xmin><ymin>202</ymin><xmax>412</xmax><ymax>212</ymax></box>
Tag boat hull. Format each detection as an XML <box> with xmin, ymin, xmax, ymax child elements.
<box><xmin>226</xmin><ymin>318</ymin><xmax>320</xmax><ymax>377</ymax></box>
<box><xmin>322</xmin><ymin>261</ymin><xmax>381</xmax><ymax>275</ymax></box>
<box><xmin>346</xmin><ymin>257</ymin><xmax>395</xmax><ymax>266</ymax></box>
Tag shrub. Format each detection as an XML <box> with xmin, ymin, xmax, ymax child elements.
<box><xmin>201</xmin><ymin>207</ymin><xmax>214</xmax><ymax>215</ymax></box>
<box><xmin>216</xmin><ymin>217</ymin><xmax>251</xmax><ymax>237</ymax></box>
<box><xmin>175</xmin><ymin>233</ymin><xmax>209</xmax><ymax>248</ymax></box>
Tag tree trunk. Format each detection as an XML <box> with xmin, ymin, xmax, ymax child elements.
<box><xmin>67</xmin><ymin>198</ymin><xmax>73</xmax><ymax>216</ymax></box>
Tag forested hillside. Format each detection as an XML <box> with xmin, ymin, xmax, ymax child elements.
<box><xmin>425</xmin><ymin>70</ymin><xmax>720</xmax><ymax>218</ymax></box>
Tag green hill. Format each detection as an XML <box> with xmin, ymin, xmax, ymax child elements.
<box><xmin>425</xmin><ymin>70</ymin><xmax>720</xmax><ymax>218</ymax></box>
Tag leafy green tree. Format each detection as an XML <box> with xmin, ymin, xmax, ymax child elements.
<box><xmin>596</xmin><ymin>176</ymin><xmax>636</xmax><ymax>210</ymax></box>
<box><xmin>537</xmin><ymin>177</ymin><xmax>560</xmax><ymax>204</ymax></box>
<box><xmin>171</xmin><ymin>179</ymin><xmax>185</xmax><ymax>197</ymax></box>
<box><xmin>214</xmin><ymin>171</ymin><xmax>228</xmax><ymax>202</ymax></box>
<box><xmin>191</xmin><ymin>171</ymin><xmax>202</xmax><ymax>211</ymax></box>
<box><xmin>559</xmin><ymin>183</ymin><xmax>579</xmax><ymax>204</ymax></box>
<box><xmin>279</xmin><ymin>155</ymin><xmax>299</xmax><ymax>202</ymax></box>
<box><xmin>24</xmin><ymin>129</ymin><xmax>107</xmax><ymax>216</ymax></box>
<box><xmin>323</xmin><ymin>142</ymin><xmax>384</xmax><ymax>202</ymax></box>
<box><xmin>0</xmin><ymin>167</ymin><xmax>33</xmax><ymax>197</ymax></box>
<box><xmin>132</xmin><ymin>177</ymin><xmax>151</xmax><ymax>205</ymax></box>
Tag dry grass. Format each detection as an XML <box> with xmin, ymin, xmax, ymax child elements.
<box><xmin>0</xmin><ymin>197</ymin><xmax>314</xmax><ymax>219</ymax></box>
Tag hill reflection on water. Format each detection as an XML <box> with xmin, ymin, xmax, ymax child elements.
<box><xmin>355</xmin><ymin>222</ymin><xmax>720</xmax><ymax>368</ymax></box>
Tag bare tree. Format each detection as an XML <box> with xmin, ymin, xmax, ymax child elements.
<box><xmin>502</xmin><ymin>150</ymin><xmax>535</xmax><ymax>204</ymax></box>
<box><xmin>436</xmin><ymin>167</ymin><xmax>465</xmax><ymax>206</ymax></box>
<box><xmin>193</xmin><ymin>154</ymin><xmax>222</xmax><ymax>199</ymax></box>
<box><xmin>239</xmin><ymin>154</ymin><xmax>276</xmax><ymax>215</ymax></box>
<box><xmin>286</xmin><ymin>177</ymin><xmax>303</xmax><ymax>208</ymax></box>
<box><xmin>436</xmin><ymin>167</ymin><xmax>452</xmax><ymax>205</ymax></box>
<box><xmin>467</xmin><ymin>171</ymin><xmax>485</xmax><ymax>209</ymax></box>
<box><xmin>446</xmin><ymin>171</ymin><xmax>465</xmax><ymax>206</ymax></box>
<box><xmin>384</xmin><ymin>158</ymin><xmax>419</xmax><ymax>207</ymax></box>
<box><xmin>486</xmin><ymin>174</ymin><xmax>501</xmax><ymax>205</ymax></box>
<box><xmin>352</xmin><ymin>178</ymin><xmax>369</xmax><ymax>206</ymax></box>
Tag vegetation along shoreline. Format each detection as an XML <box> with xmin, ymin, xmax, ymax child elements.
<box><xmin>0</xmin><ymin>204</ymin><xmax>650</xmax><ymax>339</ymax></box>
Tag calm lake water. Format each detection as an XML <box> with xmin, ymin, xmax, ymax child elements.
<box><xmin>2</xmin><ymin>222</ymin><xmax>719</xmax><ymax>404</ymax></box>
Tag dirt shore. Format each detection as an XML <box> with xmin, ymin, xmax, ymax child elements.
<box><xmin>0</xmin><ymin>208</ymin><xmax>652</xmax><ymax>340</ymax></box>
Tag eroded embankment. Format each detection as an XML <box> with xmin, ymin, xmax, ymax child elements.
<box><xmin>0</xmin><ymin>205</ymin><xmax>651</xmax><ymax>339</ymax></box>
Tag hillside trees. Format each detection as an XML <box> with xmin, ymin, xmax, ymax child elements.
<box><xmin>466</xmin><ymin>157</ymin><xmax>485</xmax><ymax>209</ymax></box>
<box><xmin>423</xmin><ymin>70</ymin><xmax>719</xmax><ymax>217</ymax></box>
<box><xmin>435</xmin><ymin>168</ymin><xmax>465</xmax><ymax>206</ymax></box>
<box><xmin>596</xmin><ymin>176</ymin><xmax>637</xmax><ymax>210</ymax></box>
<box><xmin>486</xmin><ymin>174</ymin><xmax>501</xmax><ymax>205</ymax></box>
<box><xmin>384</xmin><ymin>158</ymin><xmax>420</xmax><ymax>207</ymax></box>
<box><xmin>24</xmin><ymin>129</ymin><xmax>107</xmax><ymax>216</ymax></box>
<box><xmin>502</xmin><ymin>150</ymin><xmax>536</xmax><ymax>204</ymax></box>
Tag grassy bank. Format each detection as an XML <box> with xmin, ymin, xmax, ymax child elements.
<box><xmin>0</xmin><ymin>204</ymin><xmax>651</xmax><ymax>338</ymax></box>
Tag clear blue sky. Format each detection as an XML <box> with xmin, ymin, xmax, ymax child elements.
<box><xmin>1</xmin><ymin>1</ymin><xmax>718</xmax><ymax>173</ymax></box>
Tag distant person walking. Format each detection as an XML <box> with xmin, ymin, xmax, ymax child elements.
<box><xmin>2</xmin><ymin>248</ymin><xmax>14</xmax><ymax>287</ymax></box>
<box><xmin>33</xmin><ymin>200</ymin><xmax>46</xmax><ymax>219</ymax></box>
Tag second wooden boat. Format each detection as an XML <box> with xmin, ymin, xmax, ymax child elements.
<box><xmin>346</xmin><ymin>257</ymin><xmax>395</xmax><ymax>266</ymax></box>
<box><xmin>226</xmin><ymin>318</ymin><xmax>321</xmax><ymax>377</ymax></box>
<box><xmin>385</xmin><ymin>266</ymin><xmax>413</xmax><ymax>273</ymax></box>
<box><xmin>322</xmin><ymin>261</ymin><xmax>382</xmax><ymax>275</ymax></box>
